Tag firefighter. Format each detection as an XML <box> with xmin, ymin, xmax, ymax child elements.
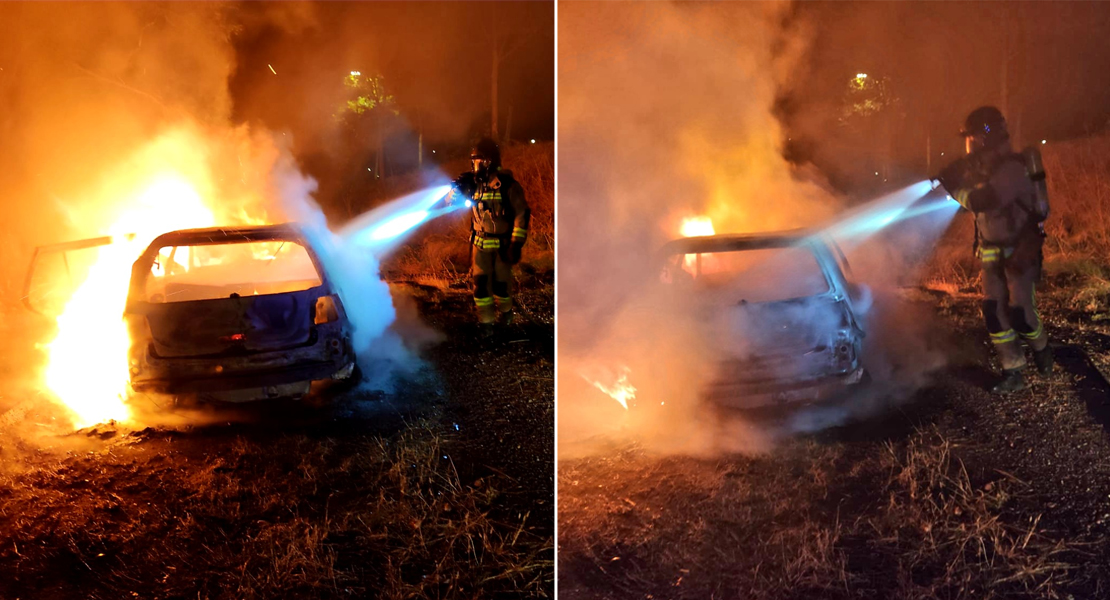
<box><xmin>447</xmin><ymin>138</ymin><xmax>530</xmax><ymax>332</ymax></box>
<box><xmin>937</xmin><ymin>106</ymin><xmax>1053</xmax><ymax>393</ymax></box>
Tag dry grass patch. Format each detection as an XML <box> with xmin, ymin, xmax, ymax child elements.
<box><xmin>0</xmin><ymin>421</ymin><xmax>553</xmax><ymax>599</ymax></box>
<box><xmin>559</xmin><ymin>427</ymin><xmax>1078</xmax><ymax>599</ymax></box>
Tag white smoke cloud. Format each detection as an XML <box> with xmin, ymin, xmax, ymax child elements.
<box><xmin>558</xmin><ymin>3</ymin><xmax>956</xmax><ymax>457</ymax></box>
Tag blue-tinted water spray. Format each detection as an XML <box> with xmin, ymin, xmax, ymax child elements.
<box><xmin>279</xmin><ymin>181</ymin><xmax>468</xmax><ymax>390</ymax></box>
<box><xmin>822</xmin><ymin>180</ymin><xmax>952</xmax><ymax>243</ymax></box>
<box><xmin>339</xmin><ymin>184</ymin><xmax>467</xmax><ymax>255</ymax></box>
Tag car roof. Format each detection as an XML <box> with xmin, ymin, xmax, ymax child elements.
<box><xmin>144</xmin><ymin>223</ymin><xmax>308</xmax><ymax>249</ymax></box>
<box><xmin>659</xmin><ymin>229</ymin><xmax>830</xmax><ymax>255</ymax></box>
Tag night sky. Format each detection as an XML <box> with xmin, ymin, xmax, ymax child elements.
<box><xmin>782</xmin><ymin>1</ymin><xmax>1110</xmax><ymax>192</ymax></box>
<box><xmin>230</xmin><ymin>2</ymin><xmax>554</xmax><ymax>158</ymax></box>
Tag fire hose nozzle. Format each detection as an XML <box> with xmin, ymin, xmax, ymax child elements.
<box><xmin>445</xmin><ymin>190</ymin><xmax>473</xmax><ymax>209</ymax></box>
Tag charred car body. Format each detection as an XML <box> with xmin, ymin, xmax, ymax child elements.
<box><xmin>123</xmin><ymin>224</ymin><xmax>356</xmax><ymax>402</ymax></box>
<box><xmin>658</xmin><ymin>231</ymin><xmax>867</xmax><ymax>410</ymax></box>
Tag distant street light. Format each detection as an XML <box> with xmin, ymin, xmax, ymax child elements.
<box><xmin>1041</xmin><ymin>140</ymin><xmax>1047</xmax><ymax>145</ymax></box>
<box><xmin>351</xmin><ymin>70</ymin><xmax>361</xmax><ymax>76</ymax></box>
<box><xmin>530</xmin><ymin>139</ymin><xmax>536</xmax><ymax>144</ymax></box>
<box><xmin>856</xmin><ymin>73</ymin><xmax>868</xmax><ymax>79</ymax></box>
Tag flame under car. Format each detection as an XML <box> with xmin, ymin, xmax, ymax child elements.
<box><xmin>124</xmin><ymin>224</ymin><xmax>356</xmax><ymax>403</ymax></box>
<box><xmin>659</xmin><ymin>231</ymin><xmax>867</xmax><ymax>410</ymax></box>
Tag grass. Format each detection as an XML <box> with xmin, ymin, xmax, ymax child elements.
<box><xmin>0</xmin><ymin>419</ymin><xmax>553</xmax><ymax>599</ymax></box>
<box><xmin>559</xmin><ymin>426</ymin><xmax>1077</xmax><ymax>599</ymax></box>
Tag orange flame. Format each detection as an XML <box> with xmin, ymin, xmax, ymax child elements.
<box><xmin>39</xmin><ymin>126</ymin><xmax>274</xmax><ymax>429</ymax></box>
<box><xmin>43</xmin><ymin>175</ymin><xmax>220</xmax><ymax>428</ymax></box>
<box><xmin>679</xmin><ymin>216</ymin><xmax>715</xmax><ymax>271</ymax></box>
<box><xmin>583</xmin><ymin>366</ymin><xmax>637</xmax><ymax>410</ymax></box>
<box><xmin>680</xmin><ymin>216</ymin><xmax>715</xmax><ymax>238</ymax></box>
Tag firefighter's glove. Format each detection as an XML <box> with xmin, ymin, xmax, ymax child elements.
<box><xmin>451</xmin><ymin>174</ymin><xmax>477</xmax><ymax>202</ymax></box>
<box><xmin>936</xmin><ymin>157</ymin><xmax>969</xmax><ymax>196</ymax></box>
<box><xmin>508</xmin><ymin>240</ymin><xmax>525</xmax><ymax>265</ymax></box>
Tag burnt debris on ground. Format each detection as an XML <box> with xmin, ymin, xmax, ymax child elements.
<box><xmin>0</xmin><ymin>276</ymin><xmax>554</xmax><ymax>599</ymax></box>
<box><xmin>558</xmin><ymin>284</ymin><xmax>1110</xmax><ymax>599</ymax></box>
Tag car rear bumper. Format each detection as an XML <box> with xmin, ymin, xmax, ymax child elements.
<box><xmin>130</xmin><ymin>358</ymin><xmax>354</xmax><ymax>395</ymax></box>
<box><xmin>129</xmin><ymin>328</ymin><xmax>355</xmax><ymax>397</ymax></box>
<box><xmin>704</xmin><ymin>366</ymin><xmax>866</xmax><ymax>410</ymax></box>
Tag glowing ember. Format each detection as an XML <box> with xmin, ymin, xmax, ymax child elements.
<box><xmin>43</xmin><ymin>173</ymin><xmax>221</xmax><ymax>429</ymax></box>
<box><xmin>681</xmin><ymin>216</ymin><xmax>715</xmax><ymax>238</ymax></box>
<box><xmin>583</xmin><ymin>366</ymin><xmax>637</xmax><ymax>410</ymax></box>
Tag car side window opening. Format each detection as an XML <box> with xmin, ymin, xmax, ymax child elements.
<box><xmin>145</xmin><ymin>240</ymin><xmax>322</xmax><ymax>303</ymax></box>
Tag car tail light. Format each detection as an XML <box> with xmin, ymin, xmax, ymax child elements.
<box><xmin>315</xmin><ymin>295</ymin><xmax>339</xmax><ymax>324</ymax></box>
<box><xmin>833</xmin><ymin>329</ymin><xmax>858</xmax><ymax>370</ymax></box>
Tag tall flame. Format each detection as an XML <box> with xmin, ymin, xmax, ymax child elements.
<box><xmin>43</xmin><ymin>174</ymin><xmax>219</xmax><ymax>428</ymax></box>
<box><xmin>33</xmin><ymin>125</ymin><xmax>290</xmax><ymax>429</ymax></box>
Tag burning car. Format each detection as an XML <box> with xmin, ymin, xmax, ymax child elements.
<box><xmin>657</xmin><ymin>230</ymin><xmax>868</xmax><ymax>410</ymax></box>
<box><xmin>28</xmin><ymin>223</ymin><xmax>358</xmax><ymax>405</ymax></box>
<box><xmin>122</xmin><ymin>224</ymin><xmax>357</xmax><ymax>402</ymax></box>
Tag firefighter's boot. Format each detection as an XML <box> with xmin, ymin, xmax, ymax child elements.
<box><xmin>992</xmin><ymin>369</ymin><xmax>1028</xmax><ymax>394</ymax></box>
<box><xmin>494</xmin><ymin>295</ymin><xmax>514</xmax><ymax>325</ymax></box>
<box><xmin>474</xmin><ymin>295</ymin><xmax>497</xmax><ymax>337</ymax></box>
<box><xmin>1033</xmin><ymin>346</ymin><xmax>1054</xmax><ymax>376</ymax></box>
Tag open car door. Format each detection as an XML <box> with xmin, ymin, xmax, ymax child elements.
<box><xmin>23</xmin><ymin>234</ymin><xmax>135</xmax><ymax>316</ymax></box>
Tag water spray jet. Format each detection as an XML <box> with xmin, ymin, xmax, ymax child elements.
<box><xmin>818</xmin><ymin>180</ymin><xmax>960</xmax><ymax>248</ymax></box>
<box><xmin>338</xmin><ymin>184</ymin><xmax>464</xmax><ymax>254</ymax></box>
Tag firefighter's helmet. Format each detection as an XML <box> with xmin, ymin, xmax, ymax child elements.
<box><xmin>960</xmin><ymin>106</ymin><xmax>1009</xmax><ymax>149</ymax></box>
<box><xmin>471</xmin><ymin>138</ymin><xmax>501</xmax><ymax>172</ymax></box>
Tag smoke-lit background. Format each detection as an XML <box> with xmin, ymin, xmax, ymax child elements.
<box><xmin>559</xmin><ymin>2</ymin><xmax>843</xmax><ymax>454</ymax></box>
<box><xmin>0</xmin><ymin>1</ymin><xmax>553</xmax><ymax>292</ymax></box>
<box><xmin>784</xmin><ymin>2</ymin><xmax>1110</xmax><ymax>195</ymax></box>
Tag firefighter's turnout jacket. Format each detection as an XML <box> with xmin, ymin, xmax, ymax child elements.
<box><xmin>952</xmin><ymin>147</ymin><xmax>1048</xmax><ymax>370</ymax></box>
<box><xmin>459</xmin><ymin>169</ymin><xmax>530</xmax><ymax>324</ymax></box>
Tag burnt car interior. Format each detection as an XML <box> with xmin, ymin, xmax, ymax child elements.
<box><xmin>660</xmin><ymin>243</ymin><xmax>832</xmax><ymax>305</ymax></box>
<box><xmin>656</xmin><ymin>232</ymin><xmax>867</xmax><ymax>406</ymax></box>
<box><xmin>143</xmin><ymin>239</ymin><xmax>322</xmax><ymax>303</ymax></box>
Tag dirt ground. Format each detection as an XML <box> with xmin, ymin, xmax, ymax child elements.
<box><xmin>0</xmin><ymin>272</ymin><xmax>554</xmax><ymax>599</ymax></box>
<box><xmin>558</xmin><ymin>276</ymin><xmax>1110</xmax><ymax>599</ymax></box>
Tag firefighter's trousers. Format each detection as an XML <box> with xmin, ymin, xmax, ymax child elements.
<box><xmin>471</xmin><ymin>242</ymin><xmax>514</xmax><ymax>325</ymax></box>
<box><xmin>979</xmin><ymin>236</ymin><xmax>1048</xmax><ymax>371</ymax></box>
